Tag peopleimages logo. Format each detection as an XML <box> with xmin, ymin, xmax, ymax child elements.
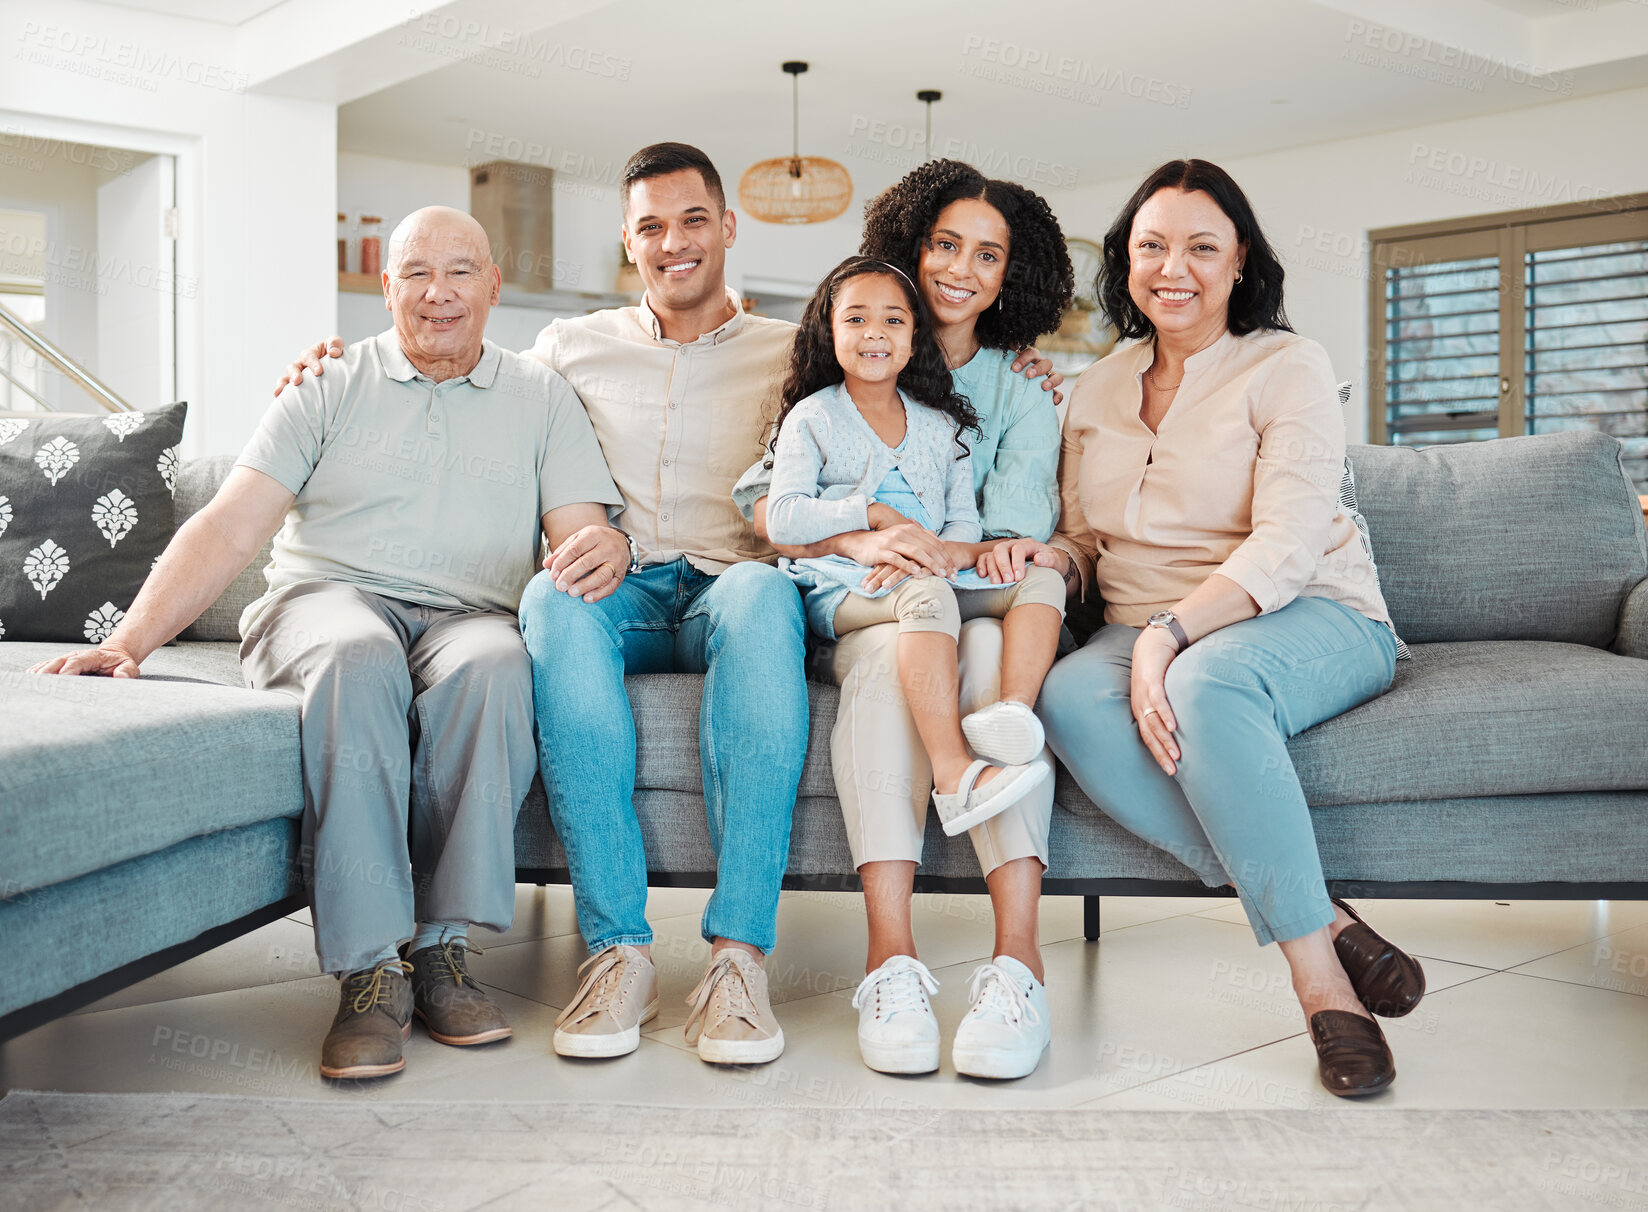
<box><xmin>1341</xmin><ymin>20</ymin><xmax>1574</xmax><ymax>95</ymax></box>
<box><xmin>959</xmin><ymin>34</ymin><xmax>1194</xmax><ymax>109</ymax></box>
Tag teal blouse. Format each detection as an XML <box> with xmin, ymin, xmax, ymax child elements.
<box><xmin>950</xmin><ymin>348</ymin><xmax>1062</xmax><ymax>542</ymax></box>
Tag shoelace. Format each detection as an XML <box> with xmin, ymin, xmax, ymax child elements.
<box><xmin>425</xmin><ymin>937</ymin><xmax>484</xmax><ymax>989</ymax></box>
<box><xmin>684</xmin><ymin>952</ymin><xmax>759</xmax><ymax>1044</ymax></box>
<box><xmin>851</xmin><ymin>957</ymin><xmax>938</xmax><ymax>1019</ymax></box>
<box><xmin>965</xmin><ymin>963</ymin><xmax>1039</xmax><ymax>1028</ymax></box>
<box><xmin>557</xmin><ymin>948</ymin><xmax>632</xmax><ymax>1027</ymax></box>
<box><xmin>345</xmin><ymin>959</ymin><xmax>412</xmax><ymax>1015</ymax></box>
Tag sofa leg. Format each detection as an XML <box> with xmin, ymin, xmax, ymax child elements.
<box><xmin>1083</xmin><ymin>895</ymin><xmax>1100</xmax><ymax>942</ymax></box>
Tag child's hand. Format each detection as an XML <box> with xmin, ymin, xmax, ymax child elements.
<box><xmin>861</xmin><ymin>563</ymin><xmax>912</xmax><ymax>593</ymax></box>
<box><xmin>977</xmin><ymin>537</ymin><xmax>1064</xmax><ymax>584</ymax></box>
<box><xmin>867</xmin><ymin>502</ymin><xmax>913</xmax><ymax>530</ymax></box>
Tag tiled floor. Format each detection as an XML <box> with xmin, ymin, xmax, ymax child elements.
<box><xmin>4</xmin><ymin>889</ymin><xmax>1646</xmax><ymax>1111</ymax></box>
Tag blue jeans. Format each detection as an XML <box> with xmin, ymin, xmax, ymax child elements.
<box><xmin>1039</xmin><ymin>597</ymin><xmax>1397</xmax><ymax>945</ymax></box>
<box><xmin>518</xmin><ymin>558</ymin><xmax>808</xmax><ymax>955</ymax></box>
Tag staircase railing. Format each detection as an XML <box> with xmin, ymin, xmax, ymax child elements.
<box><xmin>0</xmin><ymin>299</ymin><xmax>134</xmax><ymax>414</ymax></box>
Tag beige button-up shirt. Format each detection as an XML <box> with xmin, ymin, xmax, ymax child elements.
<box><xmin>526</xmin><ymin>287</ymin><xmax>796</xmax><ymax>573</ymax></box>
<box><xmin>1052</xmin><ymin>328</ymin><xmax>1392</xmax><ymax>628</ymax></box>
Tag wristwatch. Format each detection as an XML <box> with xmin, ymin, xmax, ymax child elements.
<box><xmin>616</xmin><ymin>528</ymin><xmax>642</xmax><ymax>573</ymax></box>
<box><xmin>1146</xmin><ymin>609</ymin><xmax>1190</xmax><ymax>652</ymax></box>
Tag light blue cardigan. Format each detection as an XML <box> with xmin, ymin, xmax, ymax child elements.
<box><xmin>764</xmin><ymin>383</ymin><xmax>983</xmax><ymax>639</ymax></box>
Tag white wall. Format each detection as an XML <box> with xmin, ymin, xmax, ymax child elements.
<box><xmin>96</xmin><ymin>153</ymin><xmax>172</xmax><ymax>409</ymax></box>
<box><xmin>1049</xmin><ymin>83</ymin><xmax>1648</xmax><ymax>441</ymax></box>
<box><xmin>0</xmin><ymin>0</ymin><xmax>336</xmax><ymax>455</ymax></box>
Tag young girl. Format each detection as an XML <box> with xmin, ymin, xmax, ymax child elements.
<box><xmin>764</xmin><ymin>256</ymin><xmax>1067</xmax><ymax>843</ymax></box>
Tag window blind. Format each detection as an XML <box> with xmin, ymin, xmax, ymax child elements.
<box><xmin>1383</xmin><ymin>256</ymin><xmax>1502</xmax><ymax>447</ymax></box>
<box><xmin>1524</xmin><ymin>239</ymin><xmax>1648</xmax><ymax>492</ymax></box>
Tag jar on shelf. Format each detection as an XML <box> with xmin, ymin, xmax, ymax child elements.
<box><xmin>359</xmin><ymin>215</ymin><xmax>383</xmax><ymax>277</ymax></box>
<box><xmin>336</xmin><ymin>212</ymin><xmax>349</xmax><ymax>272</ymax></box>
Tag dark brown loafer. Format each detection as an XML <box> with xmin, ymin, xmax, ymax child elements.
<box><xmin>321</xmin><ymin>959</ymin><xmax>414</xmax><ymax>1079</ymax></box>
<box><xmin>1309</xmin><ymin>1010</ymin><xmax>1396</xmax><ymax>1098</ymax></box>
<box><xmin>404</xmin><ymin>938</ymin><xmax>512</xmax><ymax>1047</ymax></box>
<box><xmin>1332</xmin><ymin>898</ymin><xmax>1426</xmax><ymax>1018</ymax></box>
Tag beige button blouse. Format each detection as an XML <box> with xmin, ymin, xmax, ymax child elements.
<box><xmin>1050</xmin><ymin>328</ymin><xmax>1392</xmax><ymax>628</ymax></box>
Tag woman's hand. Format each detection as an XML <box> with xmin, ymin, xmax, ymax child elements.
<box><xmin>837</xmin><ymin>524</ymin><xmax>952</xmax><ymax>580</ymax></box>
<box><xmin>1011</xmin><ymin>347</ymin><xmax>1065</xmax><ymax>406</ymax></box>
<box><xmin>860</xmin><ymin>562</ymin><xmax>912</xmax><ymax>593</ymax></box>
<box><xmin>976</xmin><ymin>537</ymin><xmax>1066</xmax><ymax>585</ymax></box>
<box><xmin>1131</xmin><ymin>627</ymin><xmax>1182</xmax><ymax>775</ymax></box>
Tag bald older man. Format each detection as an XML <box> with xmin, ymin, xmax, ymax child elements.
<box><xmin>32</xmin><ymin>206</ymin><xmax>624</xmax><ymax>1079</ymax></box>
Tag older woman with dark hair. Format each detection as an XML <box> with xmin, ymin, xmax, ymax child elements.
<box><xmin>1007</xmin><ymin>159</ymin><xmax>1425</xmax><ymax>1097</ymax></box>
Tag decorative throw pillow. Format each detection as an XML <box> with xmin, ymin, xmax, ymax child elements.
<box><xmin>1335</xmin><ymin>382</ymin><xmax>1411</xmax><ymax>661</ymax></box>
<box><xmin>0</xmin><ymin>402</ymin><xmax>187</xmax><ymax>642</ymax></box>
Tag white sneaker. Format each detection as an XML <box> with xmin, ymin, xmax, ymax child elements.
<box><xmin>952</xmin><ymin>955</ymin><xmax>1050</xmax><ymax>1080</ymax></box>
<box><xmin>931</xmin><ymin>758</ymin><xmax>1049</xmax><ymax>836</ymax></box>
<box><xmin>851</xmin><ymin>956</ymin><xmax>940</xmax><ymax>1074</ymax></box>
<box><xmin>962</xmin><ymin>700</ymin><xmax>1046</xmax><ymax>766</ymax></box>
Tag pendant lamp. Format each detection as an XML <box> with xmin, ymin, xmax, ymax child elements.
<box><xmin>739</xmin><ymin>61</ymin><xmax>853</xmax><ymax>224</ymax></box>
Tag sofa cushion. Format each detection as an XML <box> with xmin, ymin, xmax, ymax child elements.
<box><xmin>0</xmin><ymin>669</ymin><xmax>301</xmax><ymax>894</ymax></box>
<box><xmin>0</xmin><ymin>817</ymin><xmax>300</xmax><ymax>1018</ymax></box>
<box><xmin>0</xmin><ymin>640</ymin><xmax>244</xmax><ymax>685</ymax></box>
<box><xmin>1348</xmin><ymin>431</ymin><xmax>1647</xmax><ymax>645</ymax></box>
<box><xmin>1288</xmin><ymin>640</ymin><xmax>1648</xmax><ymax>806</ymax></box>
<box><xmin>176</xmin><ymin>455</ymin><xmax>275</xmax><ymax>643</ymax></box>
<box><xmin>0</xmin><ymin>403</ymin><xmax>187</xmax><ymax>642</ymax></box>
<box><xmin>630</xmin><ymin>673</ymin><xmax>839</xmax><ymax>799</ymax></box>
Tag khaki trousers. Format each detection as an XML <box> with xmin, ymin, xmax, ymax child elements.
<box><xmin>826</xmin><ymin>566</ymin><xmax>1063</xmax><ymax>875</ymax></box>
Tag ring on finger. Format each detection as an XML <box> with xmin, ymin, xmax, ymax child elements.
<box><xmin>1142</xmin><ymin>707</ymin><xmax>1160</xmax><ymax>718</ymax></box>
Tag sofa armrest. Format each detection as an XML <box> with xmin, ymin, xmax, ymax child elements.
<box><xmin>1615</xmin><ymin>577</ymin><xmax>1648</xmax><ymax>659</ymax></box>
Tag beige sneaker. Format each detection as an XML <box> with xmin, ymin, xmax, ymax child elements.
<box><xmin>553</xmin><ymin>945</ymin><xmax>658</xmax><ymax>1058</ymax></box>
<box><xmin>684</xmin><ymin>949</ymin><xmax>785</xmax><ymax>1065</ymax></box>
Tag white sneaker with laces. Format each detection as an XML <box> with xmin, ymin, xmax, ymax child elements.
<box><xmin>851</xmin><ymin>955</ymin><xmax>940</xmax><ymax>1074</ymax></box>
<box><xmin>961</xmin><ymin>699</ymin><xmax>1046</xmax><ymax>766</ymax></box>
<box><xmin>951</xmin><ymin>954</ymin><xmax>1050</xmax><ymax>1080</ymax></box>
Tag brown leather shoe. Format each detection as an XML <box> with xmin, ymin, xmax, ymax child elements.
<box><xmin>1309</xmin><ymin>1010</ymin><xmax>1396</xmax><ymax>1098</ymax></box>
<box><xmin>404</xmin><ymin>939</ymin><xmax>513</xmax><ymax>1047</ymax></box>
<box><xmin>1332</xmin><ymin>899</ymin><xmax>1426</xmax><ymax>1018</ymax></box>
<box><xmin>320</xmin><ymin>959</ymin><xmax>414</xmax><ymax>1080</ymax></box>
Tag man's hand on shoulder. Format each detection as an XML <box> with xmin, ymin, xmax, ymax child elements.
<box><xmin>29</xmin><ymin>643</ymin><xmax>141</xmax><ymax>679</ymax></box>
<box><xmin>272</xmin><ymin>336</ymin><xmax>345</xmax><ymax>396</ymax></box>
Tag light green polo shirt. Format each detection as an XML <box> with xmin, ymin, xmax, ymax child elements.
<box><xmin>236</xmin><ymin>329</ymin><xmax>621</xmax><ymax>634</ymax></box>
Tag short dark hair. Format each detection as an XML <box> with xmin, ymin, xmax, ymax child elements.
<box><xmin>620</xmin><ymin>142</ymin><xmax>726</xmax><ymax>216</ymax></box>
<box><xmin>1098</xmin><ymin>159</ymin><xmax>1291</xmax><ymax>340</ymax></box>
<box><xmin>859</xmin><ymin>158</ymin><xmax>1073</xmax><ymax>353</ymax></box>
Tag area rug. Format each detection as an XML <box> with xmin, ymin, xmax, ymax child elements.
<box><xmin>2</xmin><ymin>1091</ymin><xmax>1643</xmax><ymax>1211</ymax></box>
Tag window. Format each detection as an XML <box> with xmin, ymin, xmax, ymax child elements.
<box><xmin>1368</xmin><ymin>195</ymin><xmax>1648</xmax><ymax>492</ymax></box>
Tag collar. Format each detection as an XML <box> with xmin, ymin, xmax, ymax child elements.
<box><xmin>637</xmin><ymin>285</ymin><xmax>745</xmax><ymax>346</ymax></box>
<box><xmin>1131</xmin><ymin>329</ymin><xmax>1234</xmax><ymax>379</ymax></box>
<box><xmin>373</xmin><ymin>330</ymin><xmax>501</xmax><ymax>387</ymax></box>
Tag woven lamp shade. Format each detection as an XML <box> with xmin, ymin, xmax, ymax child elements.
<box><xmin>738</xmin><ymin>155</ymin><xmax>853</xmax><ymax>224</ymax></box>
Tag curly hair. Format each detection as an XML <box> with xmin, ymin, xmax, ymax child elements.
<box><xmin>768</xmin><ymin>256</ymin><xmax>980</xmax><ymax>467</ymax></box>
<box><xmin>858</xmin><ymin>159</ymin><xmax>1073</xmax><ymax>353</ymax></box>
<box><xmin>1099</xmin><ymin>159</ymin><xmax>1292</xmax><ymax>341</ymax></box>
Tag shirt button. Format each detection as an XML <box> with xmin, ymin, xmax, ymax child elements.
<box><xmin>669</xmin><ymin>401</ymin><xmax>678</xmax><ymax>409</ymax></box>
<box><xmin>430</xmin><ymin>414</ymin><xmax>442</xmax><ymax>422</ymax></box>
<box><xmin>662</xmin><ymin>458</ymin><xmax>671</xmax><ymax>466</ymax></box>
<box><xmin>661</xmin><ymin>512</ymin><xmax>670</xmax><ymax>521</ymax></box>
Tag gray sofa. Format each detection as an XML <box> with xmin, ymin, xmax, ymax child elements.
<box><xmin>3</xmin><ymin>428</ymin><xmax>1646</xmax><ymax>1039</ymax></box>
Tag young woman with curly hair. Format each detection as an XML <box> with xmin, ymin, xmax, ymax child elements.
<box><xmin>746</xmin><ymin>160</ymin><xmax>1075</xmax><ymax>1081</ymax></box>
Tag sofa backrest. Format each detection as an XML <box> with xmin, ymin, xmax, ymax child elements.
<box><xmin>176</xmin><ymin>455</ymin><xmax>273</xmax><ymax>642</ymax></box>
<box><xmin>1348</xmin><ymin>430</ymin><xmax>1647</xmax><ymax>647</ymax></box>
<box><xmin>181</xmin><ymin>432</ymin><xmax>1648</xmax><ymax>649</ymax></box>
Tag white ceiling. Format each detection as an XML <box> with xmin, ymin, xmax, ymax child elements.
<box><xmin>335</xmin><ymin>0</ymin><xmax>1648</xmax><ymax>198</ymax></box>
<box><xmin>98</xmin><ymin>0</ymin><xmax>285</xmax><ymax>24</ymax></box>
